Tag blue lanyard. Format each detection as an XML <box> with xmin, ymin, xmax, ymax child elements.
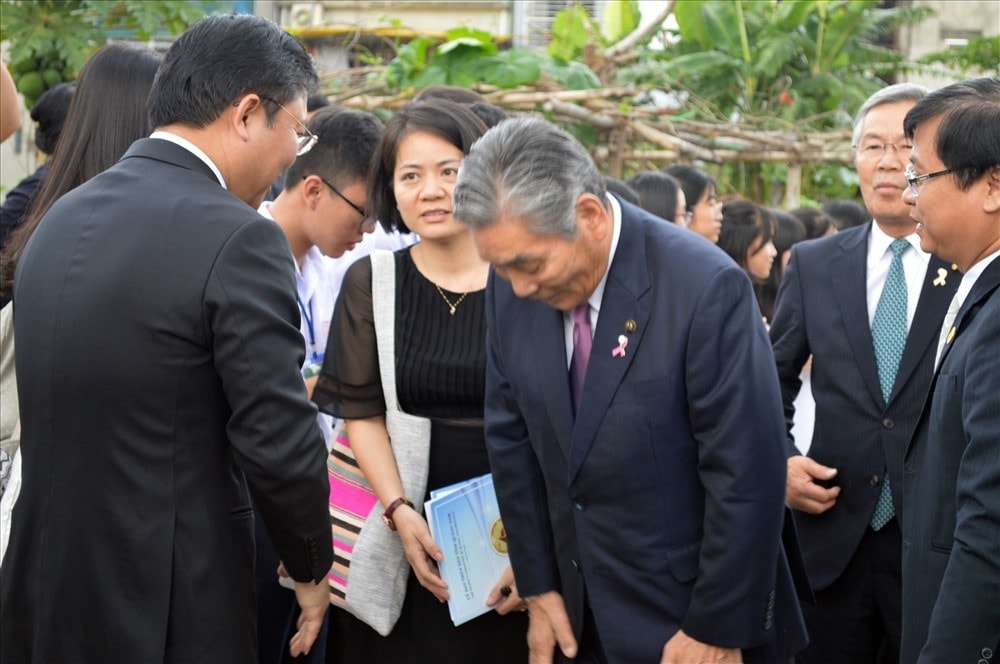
<box><xmin>296</xmin><ymin>294</ymin><xmax>318</xmax><ymax>360</ymax></box>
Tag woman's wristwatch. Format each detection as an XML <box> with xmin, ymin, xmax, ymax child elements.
<box><xmin>382</xmin><ymin>497</ymin><xmax>414</xmax><ymax>531</ymax></box>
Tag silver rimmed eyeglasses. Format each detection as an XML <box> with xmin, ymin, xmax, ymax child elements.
<box><xmin>854</xmin><ymin>141</ymin><xmax>912</xmax><ymax>160</ymax></box>
<box><xmin>904</xmin><ymin>164</ymin><xmax>954</xmax><ymax>197</ymax></box>
<box><xmin>318</xmin><ymin>177</ymin><xmax>377</xmax><ymax>232</ymax></box>
<box><xmin>260</xmin><ymin>96</ymin><xmax>318</xmax><ymax>155</ymax></box>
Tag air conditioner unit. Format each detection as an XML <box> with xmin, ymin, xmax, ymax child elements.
<box><xmin>289</xmin><ymin>2</ymin><xmax>324</xmax><ymax>28</ymax></box>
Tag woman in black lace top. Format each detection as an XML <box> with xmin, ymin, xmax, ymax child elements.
<box><xmin>314</xmin><ymin>101</ymin><xmax>528</xmax><ymax>663</ymax></box>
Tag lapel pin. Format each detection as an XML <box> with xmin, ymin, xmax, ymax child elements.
<box><xmin>933</xmin><ymin>268</ymin><xmax>948</xmax><ymax>287</ymax></box>
<box><xmin>624</xmin><ymin>319</ymin><xmax>637</xmax><ymax>333</ymax></box>
<box><xmin>946</xmin><ymin>327</ymin><xmax>956</xmax><ymax>345</ymax></box>
<box><xmin>612</xmin><ymin>334</ymin><xmax>628</xmax><ymax>358</ymax></box>
<box><xmin>952</xmin><ymin>263</ymin><xmax>959</xmax><ymax>271</ymax></box>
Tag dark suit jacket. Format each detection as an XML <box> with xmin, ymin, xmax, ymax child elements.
<box><xmin>0</xmin><ymin>139</ymin><xmax>333</xmax><ymax>663</ymax></box>
<box><xmin>769</xmin><ymin>224</ymin><xmax>959</xmax><ymax>590</ymax></box>
<box><xmin>485</xmin><ymin>199</ymin><xmax>808</xmax><ymax>663</ymax></box>
<box><xmin>900</xmin><ymin>257</ymin><xmax>1000</xmax><ymax>664</ymax></box>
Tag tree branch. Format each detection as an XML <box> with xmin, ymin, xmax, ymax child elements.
<box><xmin>605</xmin><ymin>0</ymin><xmax>677</xmax><ymax>59</ymax></box>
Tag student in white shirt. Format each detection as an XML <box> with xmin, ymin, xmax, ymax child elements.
<box><xmin>256</xmin><ymin>106</ymin><xmax>384</xmax><ymax>664</ymax></box>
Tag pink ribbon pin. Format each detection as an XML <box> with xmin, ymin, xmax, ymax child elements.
<box><xmin>612</xmin><ymin>334</ymin><xmax>628</xmax><ymax>357</ymax></box>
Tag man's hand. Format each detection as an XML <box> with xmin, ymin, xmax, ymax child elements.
<box><xmin>661</xmin><ymin>629</ymin><xmax>742</xmax><ymax>663</ymax></box>
<box><xmin>289</xmin><ymin>578</ymin><xmax>330</xmax><ymax>657</ymax></box>
<box><xmin>526</xmin><ymin>591</ymin><xmax>578</xmax><ymax>664</ymax></box>
<box><xmin>786</xmin><ymin>455</ymin><xmax>840</xmax><ymax>514</ymax></box>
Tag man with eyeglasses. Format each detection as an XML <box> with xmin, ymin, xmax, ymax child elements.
<box><xmin>2</xmin><ymin>15</ymin><xmax>335</xmax><ymax>662</ymax></box>
<box><xmin>252</xmin><ymin>106</ymin><xmax>382</xmax><ymax>663</ymax></box>
<box><xmin>769</xmin><ymin>83</ymin><xmax>961</xmax><ymax>663</ymax></box>
<box><xmin>898</xmin><ymin>76</ymin><xmax>1000</xmax><ymax>664</ymax></box>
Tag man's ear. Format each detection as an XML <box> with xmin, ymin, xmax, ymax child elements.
<box><xmin>231</xmin><ymin>94</ymin><xmax>262</xmax><ymax>142</ymax></box>
<box><xmin>301</xmin><ymin>174</ymin><xmax>323</xmax><ymax>209</ymax></box>
<box><xmin>983</xmin><ymin>165</ymin><xmax>1000</xmax><ymax>214</ymax></box>
<box><xmin>576</xmin><ymin>193</ymin><xmax>610</xmax><ymax>241</ymax></box>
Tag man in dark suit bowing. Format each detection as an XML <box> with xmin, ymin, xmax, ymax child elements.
<box><xmin>898</xmin><ymin>76</ymin><xmax>1000</xmax><ymax>663</ymax></box>
<box><xmin>454</xmin><ymin>117</ymin><xmax>807</xmax><ymax>663</ymax></box>
<box><xmin>2</xmin><ymin>15</ymin><xmax>333</xmax><ymax>663</ymax></box>
<box><xmin>769</xmin><ymin>83</ymin><xmax>960</xmax><ymax>662</ymax></box>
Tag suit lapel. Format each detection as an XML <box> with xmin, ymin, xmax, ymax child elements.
<box><xmin>938</xmin><ymin>257</ymin><xmax>1000</xmax><ymax>370</ymax></box>
<box><xmin>830</xmin><ymin>227</ymin><xmax>885</xmax><ymax>407</ymax></box>
<box><xmin>907</xmin><ymin>257</ymin><xmax>1000</xmax><ymax>457</ymax></box>
<box><xmin>568</xmin><ymin>207</ymin><xmax>651</xmax><ymax>482</ymax></box>
<box><xmin>890</xmin><ymin>256</ymin><xmax>960</xmax><ymax>402</ymax></box>
<box><xmin>529</xmin><ymin>302</ymin><xmax>575</xmax><ymax>461</ymax></box>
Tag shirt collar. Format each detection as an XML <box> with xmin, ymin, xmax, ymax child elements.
<box><xmin>149</xmin><ymin>130</ymin><xmax>227</xmax><ymax>189</ymax></box>
<box><xmin>956</xmin><ymin>248</ymin><xmax>1000</xmax><ymax>305</ymax></box>
<box><xmin>868</xmin><ymin>219</ymin><xmax>928</xmax><ymax>267</ymax></box>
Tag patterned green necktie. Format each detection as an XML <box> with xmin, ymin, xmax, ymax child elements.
<box><xmin>869</xmin><ymin>238</ymin><xmax>909</xmax><ymax>530</ymax></box>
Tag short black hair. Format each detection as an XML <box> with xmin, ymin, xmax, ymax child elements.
<box><xmin>467</xmin><ymin>102</ymin><xmax>508</xmax><ymax>129</ymax></box>
<box><xmin>626</xmin><ymin>171</ymin><xmax>683</xmax><ymax>222</ymax></box>
<box><xmin>755</xmin><ymin>209</ymin><xmax>806</xmax><ymax>322</ymax></box>
<box><xmin>790</xmin><ymin>206</ymin><xmax>836</xmax><ymax>240</ymax></box>
<box><xmin>663</xmin><ymin>164</ymin><xmax>717</xmax><ymax>211</ymax></box>
<box><xmin>307</xmin><ymin>94</ymin><xmax>331</xmax><ymax>113</ymax></box>
<box><xmin>148</xmin><ymin>14</ymin><xmax>318</xmax><ymax>129</ymax></box>
<box><xmin>30</xmin><ymin>83</ymin><xmax>74</xmax><ymax>155</ymax></box>
<box><xmin>369</xmin><ymin>101</ymin><xmax>488</xmax><ymax>234</ymax></box>
<box><xmin>903</xmin><ymin>76</ymin><xmax>1000</xmax><ymax>190</ymax></box>
<box><xmin>822</xmin><ymin>199</ymin><xmax>869</xmax><ymax>229</ymax></box>
<box><xmin>718</xmin><ymin>199</ymin><xmax>775</xmax><ymax>275</ymax></box>
<box><xmin>604</xmin><ymin>177</ymin><xmax>640</xmax><ymax>205</ymax></box>
<box><xmin>413</xmin><ymin>86</ymin><xmax>486</xmax><ymax>105</ymax></box>
<box><xmin>284</xmin><ymin>107</ymin><xmax>383</xmax><ymax>195</ymax></box>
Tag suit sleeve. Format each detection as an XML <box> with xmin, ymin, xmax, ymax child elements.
<box><xmin>681</xmin><ymin>266</ymin><xmax>789</xmax><ymax>648</ymax></box>
<box><xmin>769</xmin><ymin>246</ymin><xmax>811</xmax><ymax>456</ymax></box>
<box><xmin>920</xmin><ymin>298</ymin><xmax>1000</xmax><ymax>660</ymax></box>
<box><xmin>205</xmin><ymin>218</ymin><xmax>333</xmax><ymax>584</ymax></box>
<box><xmin>483</xmin><ymin>276</ymin><xmax>560</xmax><ymax>597</ymax></box>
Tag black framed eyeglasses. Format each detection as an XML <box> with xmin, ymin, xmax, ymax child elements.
<box><xmin>318</xmin><ymin>177</ymin><xmax>377</xmax><ymax>231</ymax></box>
<box><xmin>259</xmin><ymin>96</ymin><xmax>318</xmax><ymax>155</ymax></box>
<box><xmin>904</xmin><ymin>164</ymin><xmax>954</xmax><ymax>197</ymax></box>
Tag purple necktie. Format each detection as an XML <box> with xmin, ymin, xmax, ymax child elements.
<box><xmin>569</xmin><ymin>303</ymin><xmax>593</xmax><ymax>413</ymax></box>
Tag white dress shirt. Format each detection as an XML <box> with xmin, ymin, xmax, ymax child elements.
<box><xmin>866</xmin><ymin>221</ymin><xmax>930</xmax><ymax>331</ymax></box>
<box><xmin>258</xmin><ymin>201</ymin><xmax>336</xmax><ymax>448</ymax></box>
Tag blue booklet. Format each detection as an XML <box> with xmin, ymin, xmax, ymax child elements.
<box><xmin>425</xmin><ymin>473</ymin><xmax>510</xmax><ymax>626</ymax></box>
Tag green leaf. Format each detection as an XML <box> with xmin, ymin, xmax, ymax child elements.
<box><xmin>444</xmin><ymin>26</ymin><xmax>494</xmax><ymax>46</ymax></box>
<box><xmin>477</xmin><ymin>50</ymin><xmax>542</xmax><ymax>89</ymax></box>
<box><xmin>384</xmin><ymin>36</ymin><xmax>436</xmax><ymax>89</ymax></box>
<box><xmin>412</xmin><ymin>67</ymin><xmax>449</xmax><ymax>88</ymax></box>
<box><xmin>660</xmin><ymin>50</ymin><xmax>744</xmax><ymax>80</ymax></box>
<box><xmin>542</xmin><ymin>60</ymin><xmax>601</xmax><ymax>90</ymax></box>
<box><xmin>673</xmin><ymin>0</ymin><xmax>712</xmax><ymax>46</ymax></box>
<box><xmin>437</xmin><ymin>37</ymin><xmax>494</xmax><ymax>57</ymax></box>
<box><xmin>547</xmin><ymin>6</ymin><xmax>594</xmax><ymax>61</ymax></box>
<box><xmin>602</xmin><ymin>0</ymin><xmax>639</xmax><ymax>43</ymax></box>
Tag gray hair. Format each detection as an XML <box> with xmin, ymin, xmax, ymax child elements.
<box><xmin>454</xmin><ymin>117</ymin><xmax>607</xmax><ymax>239</ymax></box>
<box><xmin>852</xmin><ymin>82</ymin><xmax>929</xmax><ymax>147</ymax></box>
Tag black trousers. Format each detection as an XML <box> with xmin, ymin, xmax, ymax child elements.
<box><xmin>798</xmin><ymin>518</ymin><xmax>902</xmax><ymax>664</ymax></box>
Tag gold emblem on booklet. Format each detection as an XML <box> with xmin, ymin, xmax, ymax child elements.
<box><xmin>490</xmin><ymin>518</ymin><xmax>509</xmax><ymax>555</ymax></box>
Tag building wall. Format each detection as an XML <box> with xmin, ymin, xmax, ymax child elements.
<box><xmin>897</xmin><ymin>0</ymin><xmax>1000</xmax><ymax>89</ymax></box>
